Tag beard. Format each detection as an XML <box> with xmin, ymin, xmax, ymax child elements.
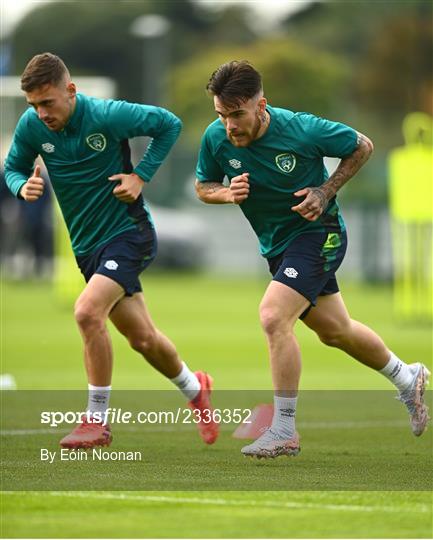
<box><xmin>228</xmin><ymin>113</ymin><xmax>262</xmax><ymax>147</ymax></box>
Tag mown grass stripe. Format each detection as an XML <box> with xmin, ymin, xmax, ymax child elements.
<box><xmin>2</xmin><ymin>491</ymin><xmax>430</xmax><ymax>514</ymax></box>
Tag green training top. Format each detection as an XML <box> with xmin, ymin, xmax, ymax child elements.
<box><xmin>196</xmin><ymin>106</ymin><xmax>358</xmax><ymax>258</ymax></box>
<box><xmin>4</xmin><ymin>93</ymin><xmax>182</xmax><ymax>256</ymax></box>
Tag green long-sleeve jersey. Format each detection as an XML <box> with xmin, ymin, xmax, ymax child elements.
<box><xmin>4</xmin><ymin>93</ymin><xmax>182</xmax><ymax>256</ymax></box>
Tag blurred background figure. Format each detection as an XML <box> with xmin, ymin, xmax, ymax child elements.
<box><xmin>388</xmin><ymin>112</ymin><xmax>433</xmax><ymax>322</ymax></box>
<box><xmin>0</xmin><ymin>166</ymin><xmax>53</xmax><ymax>278</ymax></box>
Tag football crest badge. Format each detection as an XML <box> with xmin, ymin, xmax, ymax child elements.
<box><xmin>275</xmin><ymin>153</ymin><xmax>296</xmax><ymax>174</ymax></box>
<box><xmin>86</xmin><ymin>133</ymin><xmax>107</xmax><ymax>152</ymax></box>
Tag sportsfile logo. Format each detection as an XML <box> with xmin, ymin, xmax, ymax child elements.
<box><xmin>40</xmin><ymin>407</ymin><xmax>253</xmax><ymax>427</ymax></box>
<box><xmin>283</xmin><ymin>267</ymin><xmax>298</xmax><ymax>278</ymax></box>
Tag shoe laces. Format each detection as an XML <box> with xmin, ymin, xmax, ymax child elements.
<box><xmin>75</xmin><ymin>417</ymin><xmax>103</xmax><ymax>433</ymax></box>
<box><xmin>191</xmin><ymin>389</ymin><xmax>210</xmax><ymax>410</ymax></box>
<box><xmin>255</xmin><ymin>428</ymin><xmax>287</xmax><ymax>445</ymax></box>
<box><xmin>397</xmin><ymin>376</ymin><xmax>420</xmax><ymax>415</ymax></box>
<box><xmin>397</xmin><ymin>393</ymin><xmax>417</xmax><ymax>415</ymax></box>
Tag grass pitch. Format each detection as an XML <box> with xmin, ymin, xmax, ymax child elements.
<box><xmin>1</xmin><ymin>275</ymin><xmax>432</xmax><ymax>538</ymax></box>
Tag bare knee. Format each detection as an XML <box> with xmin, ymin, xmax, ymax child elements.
<box><xmin>259</xmin><ymin>304</ymin><xmax>291</xmax><ymax>336</ymax></box>
<box><xmin>128</xmin><ymin>329</ymin><xmax>158</xmax><ymax>355</ymax></box>
<box><xmin>74</xmin><ymin>301</ymin><xmax>104</xmax><ymax>333</ymax></box>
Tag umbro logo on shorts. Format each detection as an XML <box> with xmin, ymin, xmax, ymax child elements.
<box><xmin>283</xmin><ymin>267</ymin><xmax>298</xmax><ymax>278</ymax></box>
<box><xmin>104</xmin><ymin>260</ymin><xmax>119</xmax><ymax>271</ymax></box>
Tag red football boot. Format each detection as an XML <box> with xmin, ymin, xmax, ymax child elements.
<box><xmin>188</xmin><ymin>371</ymin><xmax>219</xmax><ymax>445</ymax></box>
<box><xmin>60</xmin><ymin>415</ymin><xmax>112</xmax><ymax>449</ymax></box>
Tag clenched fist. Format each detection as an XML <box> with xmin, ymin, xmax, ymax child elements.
<box><xmin>20</xmin><ymin>165</ymin><xmax>45</xmax><ymax>202</ymax></box>
<box><xmin>108</xmin><ymin>172</ymin><xmax>145</xmax><ymax>203</ymax></box>
<box><xmin>229</xmin><ymin>173</ymin><xmax>250</xmax><ymax>204</ymax></box>
<box><xmin>291</xmin><ymin>187</ymin><xmax>329</xmax><ymax>221</ymax></box>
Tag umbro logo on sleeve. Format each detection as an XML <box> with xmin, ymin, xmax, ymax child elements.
<box><xmin>42</xmin><ymin>143</ymin><xmax>55</xmax><ymax>153</ymax></box>
<box><xmin>229</xmin><ymin>159</ymin><xmax>242</xmax><ymax>169</ymax></box>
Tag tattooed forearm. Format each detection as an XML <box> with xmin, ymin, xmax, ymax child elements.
<box><xmin>309</xmin><ymin>187</ymin><xmax>329</xmax><ymax>212</ymax></box>
<box><xmin>198</xmin><ymin>182</ymin><xmax>225</xmax><ymax>194</ymax></box>
<box><xmin>320</xmin><ymin>132</ymin><xmax>374</xmax><ymax>200</ymax></box>
<box><xmin>195</xmin><ymin>180</ymin><xmax>232</xmax><ymax>204</ymax></box>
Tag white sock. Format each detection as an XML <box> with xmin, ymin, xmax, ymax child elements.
<box><xmin>270</xmin><ymin>395</ymin><xmax>297</xmax><ymax>439</ymax></box>
<box><xmin>379</xmin><ymin>352</ymin><xmax>413</xmax><ymax>392</ymax></box>
<box><xmin>170</xmin><ymin>362</ymin><xmax>200</xmax><ymax>401</ymax></box>
<box><xmin>87</xmin><ymin>384</ymin><xmax>111</xmax><ymax>417</ymax></box>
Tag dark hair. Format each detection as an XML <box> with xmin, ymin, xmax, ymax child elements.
<box><xmin>21</xmin><ymin>53</ymin><xmax>70</xmax><ymax>92</ymax></box>
<box><xmin>206</xmin><ymin>61</ymin><xmax>262</xmax><ymax>108</ymax></box>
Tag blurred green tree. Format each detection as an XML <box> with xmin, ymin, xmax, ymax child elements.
<box><xmin>356</xmin><ymin>16</ymin><xmax>432</xmax><ymax>118</ymax></box>
<box><xmin>9</xmin><ymin>1</ymin><xmax>254</xmax><ymax>102</ymax></box>
<box><xmin>284</xmin><ymin>1</ymin><xmax>432</xmax><ymax>126</ymax></box>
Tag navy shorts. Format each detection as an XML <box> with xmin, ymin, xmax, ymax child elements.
<box><xmin>267</xmin><ymin>231</ymin><xmax>347</xmax><ymax>316</ymax></box>
<box><xmin>76</xmin><ymin>226</ymin><xmax>157</xmax><ymax>296</ymax></box>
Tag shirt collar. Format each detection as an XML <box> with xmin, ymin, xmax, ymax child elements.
<box><xmin>63</xmin><ymin>93</ymin><xmax>84</xmax><ymax>133</ymax></box>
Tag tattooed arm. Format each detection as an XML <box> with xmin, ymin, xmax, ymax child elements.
<box><xmin>291</xmin><ymin>132</ymin><xmax>374</xmax><ymax>221</ymax></box>
<box><xmin>195</xmin><ymin>173</ymin><xmax>250</xmax><ymax>205</ymax></box>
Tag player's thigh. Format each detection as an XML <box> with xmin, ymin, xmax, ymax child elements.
<box><xmin>109</xmin><ymin>292</ymin><xmax>155</xmax><ymax>339</ymax></box>
<box><xmin>75</xmin><ymin>273</ymin><xmax>125</xmax><ymax>319</ymax></box>
<box><xmin>302</xmin><ymin>292</ymin><xmax>351</xmax><ymax>337</ymax></box>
